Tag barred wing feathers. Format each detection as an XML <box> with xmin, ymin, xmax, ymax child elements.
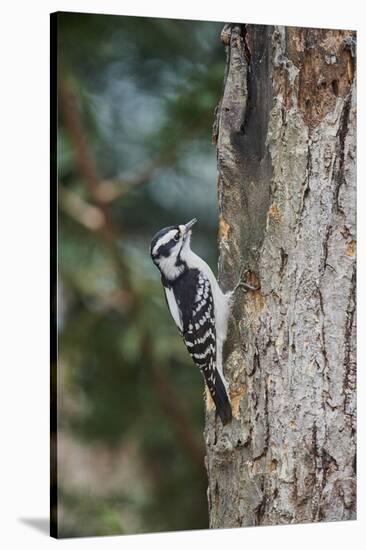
<box><xmin>171</xmin><ymin>270</ymin><xmax>232</xmax><ymax>425</ymax></box>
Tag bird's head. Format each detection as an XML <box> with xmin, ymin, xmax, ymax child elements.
<box><xmin>150</xmin><ymin>218</ymin><xmax>197</xmax><ymax>281</ymax></box>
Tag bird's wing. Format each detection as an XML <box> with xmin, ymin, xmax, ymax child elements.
<box><xmin>181</xmin><ymin>273</ymin><xmax>232</xmax><ymax>425</ymax></box>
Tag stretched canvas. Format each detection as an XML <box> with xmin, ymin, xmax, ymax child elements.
<box><xmin>51</xmin><ymin>11</ymin><xmax>356</xmax><ymax>538</ymax></box>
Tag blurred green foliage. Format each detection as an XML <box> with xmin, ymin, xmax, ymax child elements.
<box><xmin>56</xmin><ymin>11</ymin><xmax>224</xmax><ymax>537</ymax></box>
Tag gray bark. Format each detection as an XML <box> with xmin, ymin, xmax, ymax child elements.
<box><xmin>205</xmin><ymin>24</ymin><xmax>356</xmax><ymax>527</ymax></box>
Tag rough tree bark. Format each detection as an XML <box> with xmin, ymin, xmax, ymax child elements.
<box><xmin>205</xmin><ymin>24</ymin><xmax>356</xmax><ymax>527</ymax></box>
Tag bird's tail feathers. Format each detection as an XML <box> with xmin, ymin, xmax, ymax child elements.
<box><xmin>204</xmin><ymin>369</ymin><xmax>232</xmax><ymax>426</ymax></box>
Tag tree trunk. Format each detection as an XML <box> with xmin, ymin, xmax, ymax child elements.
<box><xmin>205</xmin><ymin>24</ymin><xmax>356</xmax><ymax>528</ymax></box>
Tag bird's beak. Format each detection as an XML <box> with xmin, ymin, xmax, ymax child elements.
<box><xmin>184</xmin><ymin>218</ymin><xmax>198</xmax><ymax>232</ymax></box>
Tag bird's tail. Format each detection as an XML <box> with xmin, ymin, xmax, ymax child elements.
<box><xmin>203</xmin><ymin>369</ymin><xmax>232</xmax><ymax>425</ymax></box>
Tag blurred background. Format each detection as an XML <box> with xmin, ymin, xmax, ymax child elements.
<box><xmin>56</xmin><ymin>11</ymin><xmax>225</xmax><ymax>537</ymax></box>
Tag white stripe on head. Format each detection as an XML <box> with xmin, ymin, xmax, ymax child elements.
<box><xmin>156</xmin><ymin>241</ymin><xmax>183</xmax><ymax>280</ymax></box>
<box><xmin>152</xmin><ymin>229</ymin><xmax>178</xmax><ymax>256</ymax></box>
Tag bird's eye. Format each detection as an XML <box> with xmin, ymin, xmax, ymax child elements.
<box><xmin>174</xmin><ymin>233</ymin><xmax>180</xmax><ymax>242</ymax></box>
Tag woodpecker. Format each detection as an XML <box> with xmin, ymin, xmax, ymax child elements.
<box><xmin>150</xmin><ymin>218</ymin><xmax>233</xmax><ymax>425</ymax></box>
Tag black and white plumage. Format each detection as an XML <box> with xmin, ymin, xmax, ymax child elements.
<box><xmin>150</xmin><ymin>218</ymin><xmax>232</xmax><ymax>425</ymax></box>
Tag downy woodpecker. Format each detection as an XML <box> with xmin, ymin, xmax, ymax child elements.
<box><xmin>150</xmin><ymin>218</ymin><xmax>233</xmax><ymax>425</ymax></box>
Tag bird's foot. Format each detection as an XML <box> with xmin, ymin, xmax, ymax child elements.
<box><xmin>233</xmin><ymin>266</ymin><xmax>260</xmax><ymax>293</ymax></box>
